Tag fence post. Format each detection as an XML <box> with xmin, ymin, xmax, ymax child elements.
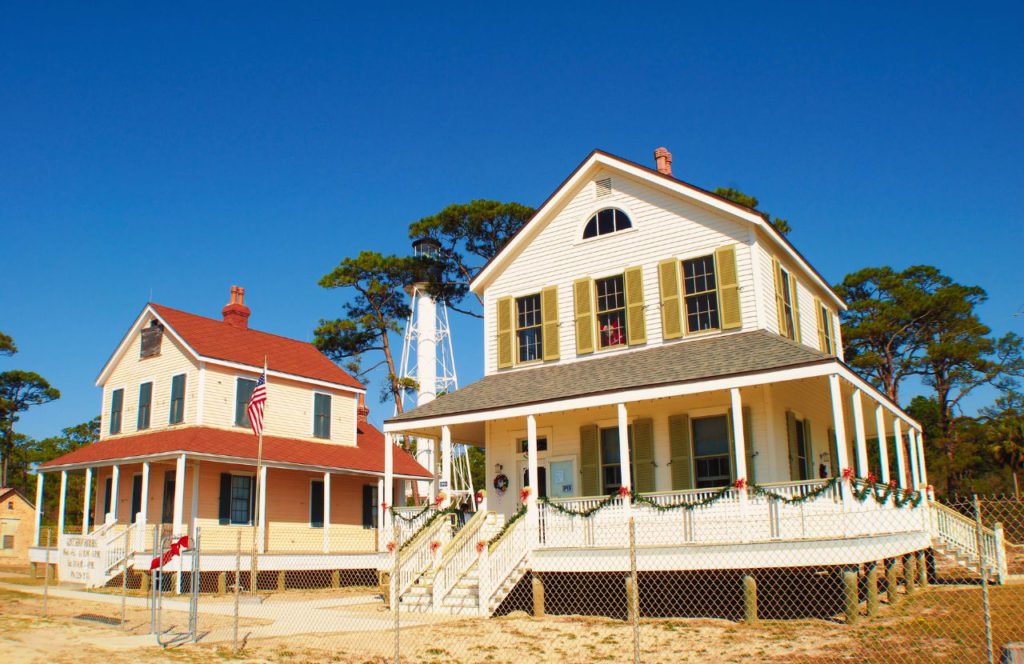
<box><xmin>994</xmin><ymin>523</ymin><xmax>1008</xmax><ymax>584</ymax></box>
<box><xmin>42</xmin><ymin>527</ymin><xmax>50</xmax><ymax>618</ymax></box>
<box><xmin>393</xmin><ymin>522</ymin><xmax>400</xmax><ymax>664</ymax></box>
<box><xmin>629</xmin><ymin>516</ymin><xmax>639</xmax><ymax>664</ymax></box>
<box><xmin>478</xmin><ymin>539</ymin><xmax>490</xmax><ymax>618</ymax></box>
<box><xmin>973</xmin><ymin>495</ymin><xmax>995</xmax><ymax>664</ymax></box>
<box><xmin>233</xmin><ymin>530</ymin><xmax>240</xmax><ymax>654</ymax></box>
<box><xmin>121</xmin><ymin>543</ymin><xmax>128</xmax><ymax>629</ymax></box>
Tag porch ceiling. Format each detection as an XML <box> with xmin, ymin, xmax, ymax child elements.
<box><xmin>387</xmin><ymin>331</ymin><xmax>832</xmax><ymax>426</ymax></box>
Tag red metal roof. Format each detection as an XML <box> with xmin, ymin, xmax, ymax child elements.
<box><xmin>41</xmin><ymin>424</ymin><xmax>430</xmax><ymax>478</ymax></box>
<box><xmin>149</xmin><ymin>303</ymin><xmax>363</xmax><ymax>390</ymax></box>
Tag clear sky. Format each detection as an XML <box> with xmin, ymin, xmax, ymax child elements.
<box><xmin>2</xmin><ymin>2</ymin><xmax>1022</xmax><ymax>439</ymax></box>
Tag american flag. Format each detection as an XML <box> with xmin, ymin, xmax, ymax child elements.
<box><xmin>247</xmin><ymin>371</ymin><xmax>267</xmax><ymax>437</ymax></box>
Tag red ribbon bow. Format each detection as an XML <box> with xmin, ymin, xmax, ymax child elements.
<box><xmin>150</xmin><ymin>535</ymin><xmax>189</xmax><ymax>571</ymax></box>
<box><xmin>733</xmin><ymin>478</ymin><xmax>747</xmax><ymax>489</ymax></box>
<box><xmin>841</xmin><ymin>467</ymin><xmax>855</xmax><ymax>481</ymax></box>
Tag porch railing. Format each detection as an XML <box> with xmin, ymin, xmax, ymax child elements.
<box><xmin>930</xmin><ymin>501</ymin><xmax>1003</xmax><ymax>580</ymax></box>
<box><xmin>432</xmin><ymin>510</ymin><xmax>490</xmax><ymax>608</ymax></box>
<box><xmin>396</xmin><ymin>512</ymin><xmax>455</xmax><ymax>598</ymax></box>
<box><xmin>485</xmin><ymin>512</ymin><xmax>529</xmax><ymax>611</ymax></box>
<box><xmin>393</xmin><ymin>506</ymin><xmax>437</xmax><ymax>544</ymax></box>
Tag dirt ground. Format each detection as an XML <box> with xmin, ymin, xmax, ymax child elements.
<box><xmin>0</xmin><ymin>582</ymin><xmax>1021</xmax><ymax>663</ymax></box>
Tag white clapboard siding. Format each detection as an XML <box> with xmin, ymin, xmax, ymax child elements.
<box><xmin>483</xmin><ymin>168</ymin><xmax>757</xmax><ymax>374</ymax></box>
<box><xmin>203</xmin><ymin>367</ymin><xmax>358</xmax><ymax>446</ymax></box>
<box><xmin>100</xmin><ymin>316</ymin><xmax>200</xmax><ymax>440</ymax></box>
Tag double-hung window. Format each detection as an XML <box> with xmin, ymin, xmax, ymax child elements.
<box><xmin>235</xmin><ymin>378</ymin><xmax>256</xmax><ymax>428</ymax></box>
<box><xmin>230</xmin><ymin>475</ymin><xmax>253</xmax><ymax>525</ymax></box>
<box><xmin>794</xmin><ymin>417</ymin><xmax>811</xmax><ymax>481</ymax></box>
<box><xmin>310</xmin><ymin>480</ymin><xmax>324</xmax><ymax>528</ymax></box>
<box><xmin>692</xmin><ymin>415</ymin><xmax>731</xmax><ymax>488</ymax></box>
<box><xmin>682</xmin><ymin>255</ymin><xmax>720</xmax><ymax>333</ymax></box>
<box><xmin>820</xmin><ymin>304</ymin><xmax>835</xmax><ymax>355</ymax></box>
<box><xmin>168</xmin><ymin>374</ymin><xmax>186</xmax><ymax>424</ymax></box>
<box><xmin>109</xmin><ymin>388</ymin><xmax>124</xmax><ymax>435</ymax></box>
<box><xmin>596</xmin><ymin>275</ymin><xmax>627</xmax><ymax>349</ymax></box>
<box><xmin>599</xmin><ymin>426</ymin><xmax>633</xmax><ymax>494</ymax></box>
<box><xmin>137</xmin><ymin>382</ymin><xmax>153</xmax><ymax>430</ymax></box>
<box><xmin>313</xmin><ymin>393</ymin><xmax>332</xmax><ymax>439</ymax></box>
<box><xmin>779</xmin><ymin>268</ymin><xmax>796</xmax><ymax>340</ymax></box>
<box><xmin>515</xmin><ymin>294</ymin><xmax>543</xmax><ymax>363</ymax></box>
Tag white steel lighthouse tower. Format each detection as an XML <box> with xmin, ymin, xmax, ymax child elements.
<box><xmin>397</xmin><ymin>238</ymin><xmax>474</xmax><ymax>507</ymax></box>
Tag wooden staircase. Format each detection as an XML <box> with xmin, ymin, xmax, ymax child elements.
<box><xmin>930</xmin><ymin>501</ymin><xmax>1007</xmax><ymax>583</ymax></box>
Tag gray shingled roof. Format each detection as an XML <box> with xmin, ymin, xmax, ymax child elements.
<box><xmin>388</xmin><ymin>330</ymin><xmax>834</xmax><ymax>423</ymax></box>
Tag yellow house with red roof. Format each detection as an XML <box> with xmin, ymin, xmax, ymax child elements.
<box><xmin>34</xmin><ymin>287</ymin><xmax>430</xmax><ymax>590</ymax></box>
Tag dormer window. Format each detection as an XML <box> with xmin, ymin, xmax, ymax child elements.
<box><xmin>583</xmin><ymin>208</ymin><xmax>631</xmax><ymax>240</ymax></box>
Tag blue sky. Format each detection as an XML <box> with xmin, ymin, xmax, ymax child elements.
<box><xmin>2</xmin><ymin>2</ymin><xmax>1022</xmax><ymax>439</ymax></box>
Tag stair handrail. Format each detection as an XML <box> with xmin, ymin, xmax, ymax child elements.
<box><xmin>486</xmin><ymin>512</ymin><xmax>529</xmax><ymax>611</ymax></box>
<box><xmin>930</xmin><ymin>500</ymin><xmax>1002</xmax><ymax>576</ymax></box>
<box><xmin>431</xmin><ymin>511</ymin><xmax>490</xmax><ymax>606</ymax></box>
<box><xmin>396</xmin><ymin>511</ymin><xmax>455</xmax><ymax>598</ymax></box>
<box><xmin>103</xmin><ymin>522</ymin><xmax>137</xmax><ymax>576</ymax></box>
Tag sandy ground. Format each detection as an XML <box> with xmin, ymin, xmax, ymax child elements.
<box><xmin>1</xmin><ymin>579</ymin><xmax>1022</xmax><ymax>663</ymax></box>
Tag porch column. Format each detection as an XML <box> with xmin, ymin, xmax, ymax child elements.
<box><xmin>82</xmin><ymin>467</ymin><xmax>92</xmax><ymax>534</ymax></box>
<box><xmin>828</xmin><ymin>375</ymin><xmax>852</xmax><ymax>507</ymax></box>
<box><xmin>190</xmin><ymin>460</ymin><xmax>200</xmax><ymax>537</ymax></box>
<box><xmin>383</xmin><ymin>433</ymin><xmax>394</xmax><ymax>540</ymax></box>
<box><xmin>109</xmin><ymin>464</ymin><xmax>120</xmax><ymax>522</ymax></box>
<box><xmin>172</xmin><ymin>454</ymin><xmax>186</xmax><ymax>537</ymax></box>
<box><xmin>440</xmin><ymin>425</ymin><xmax>453</xmax><ymax>503</ymax></box>
<box><xmin>874</xmin><ymin>405</ymin><xmax>890</xmax><ymax>483</ymax></box>
<box><xmin>526</xmin><ymin>415</ymin><xmax>540</xmax><ymax>535</ymax></box>
<box><xmin>616</xmin><ymin>404</ymin><xmax>632</xmax><ymax>493</ymax></box>
<box><xmin>851</xmin><ymin>389</ymin><xmax>869</xmax><ymax>477</ymax></box>
<box><xmin>729</xmin><ymin>389</ymin><xmax>748</xmax><ymax>482</ymax></box>
<box><xmin>257</xmin><ymin>465</ymin><xmax>268</xmax><ymax>553</ymax></box>
<box><xmin>893</xmin><ymin>419</ymin><xmax>908</xmax><ymax>489</ymax></box>
<box><xmin>138</xmin><ymin>462</ymin><xmax>150</xmax><ymax>550</ymax></box>
<box><xmin>377</xmin><ymin>477</ymin><xmax>386</xmax><ymax>551</ymax></box>
<box><xmin>916</xmin><ymin>429</ymin><xmax>929</xmax><ymax>490</ymax></box>
<box><xmin>57</xmin><ymin>470</ymin><xmax>68</xmax><ymax>538</ymax></box>
<box><xmin>322</xmin><ymin>472</ymin><xmax>331</xmax><ymax>554</ymax></box>
<box><xmin>33</xmin><ymin>471</ymin><xmax>44</xmax><ymax>546</ymax></box>
<box><xmin>907</xmin><ymin>427</ymin><xmax>922</xmax><ymax>490</ymax></box>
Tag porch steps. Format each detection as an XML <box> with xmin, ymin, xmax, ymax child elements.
<box><xmin>487</xmin><ymin>559</ymin><xmax>529</xmax><ymax>614</ymax></box>
<box><xmin>931</xmin><ymin>538</ymin><xmax>996</xmax><ymax>580</ymax></box>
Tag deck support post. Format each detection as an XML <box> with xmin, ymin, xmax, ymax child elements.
<box><xmin>866</xmin><ymin>562</ymin><xmax>880</xmax><ymax>617</ymax></box>
<box><xmin>331</xmin><ymin>570</ymin><xmax>340</xmax><ymax>588</ymax></box>
<box><xmin>843</xmin><ymin>568</ymin><xmax>859</xmax><ymax>625</ymax></box>
<box><xmin>217</xmin><ymin>572</ymin><xmax>227</xmax><ymax>594</ymax></box>
<box><xmin>852</xmin><ymin>390</ymin><xmax>869</xmax><ymax>477</ymax></box>
<box><xmin>34</xmin><ymin>472</ymin><xmax>44</xmax><ymax>546</ymax></box>
<box><xmin>874</xmin><ymin>406</ymin><xmax>890</xmax><ymax>483</ymax></box>
<box><xmin>885</xmin><ymin>558</ymin><xmax>899</xmax><ymax>605</ymax></box>
<box><xmin>917</xmin><ymin>550</ymin><xmax>928</xmax><ymax>588</ymax></box>
<box><xmin>532</xmin><ymin>574</ymin><xmax>545</xmax><ymax>617</ymax></box>
<box><xmin>140</xmin><ymin>570</ymin><xmax>150</xmax><ymax>593</ymax></box>
<box><xmin>82</xmin><ymin>467</ymin><xmax>92</xmax><ymax>534</ymax></box>
<box><xmin>57</xmin><ymin>470</ymin><xmax>68</xmax><ymax>538</ymax></box>
<box><xmin>743</xmin><ymin>574</ymin><xmax>758</xmax><ymax>624</ymax></box>
<box><xmin>625</xmin><ymin>574</ymin><xmax>638</xmax><ymax>623</ymax></box>
<box><xmin>903</xmin><ymin>554</ymin><xmax>916</xmax><ymax>595</ymax></box>
<box><xmin>277</xmin><ymin>570</ymin><xmax>286</xmax><ymax>592</ymax></box>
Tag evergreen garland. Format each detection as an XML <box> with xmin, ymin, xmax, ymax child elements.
<box><xmin>389</xmin><ymin>503</ymin><xmax>434</xmax><ymax>523</ymax></box>
<box><xmin>751</xmin><ymin>478</ymin><xmax>841</xmax><ymax>505</ymax></box>
<box><xmin>629</xmin><ymin>486</ymin><xmax>734</xmax><ymax>511</ymax></box>
<box><xmin>487</xmin><ymin>504</ymin><xmax>527</xmax><ymax>550</ymax></box>
<box><xmin>398</xmin><ymin>507</ymin><xmax>460</xmax><ymax>552</ymax></box>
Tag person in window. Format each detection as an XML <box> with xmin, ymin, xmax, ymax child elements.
<box><xmin>601</xmin><ymin>318</ymin><xmax>625</xmax><ymax>347</ymax></box>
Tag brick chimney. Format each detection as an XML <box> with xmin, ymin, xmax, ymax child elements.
<box><xmin>357</xmin><ymin>393</ymin><xmax>370</xmax><ymax>423</ymax></box>
<box><xmin>654</xmin><ymin>147</ymin><xmax>673</xmax><ymax>176</ymax></box>
<box><xmin>222</xmin><ymin>285</ymin><xmax>251</xmax><ymax>330</ymax></box>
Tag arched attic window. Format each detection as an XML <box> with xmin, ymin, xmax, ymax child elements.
<box><xmin>583</xmin><ymin>208</ymin><xmax>632</xmax><ymax>240</ymax></box>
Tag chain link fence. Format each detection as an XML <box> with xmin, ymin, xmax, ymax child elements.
<box><xmin>3</xmin><ymin>492</ymin><xmax>1023</xmax><ymax>662</ymax></box>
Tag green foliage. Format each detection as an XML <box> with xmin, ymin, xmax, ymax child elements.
<box><xmin>0</xmin><ymin>330</ymin><xmax>16</xmax><ymax>357</ymax></box>
<box><xmin>408</xmin><ymin>199</ymin><xmax>535</xmax><ymax>316</ymax></box>
<box><xmin>315</xmin><ymin>251</ymin><xmax>425</xmax><ymax>412</ymax></box>
<box><xmin>0</xmin><ymin>369</ymin><xmax>61</xmax><ymax>486</ymax></box>
<box><xmin>712</xmin><ymin>187</ymin><xmax>791</xmax><ymax>235</ymax></box>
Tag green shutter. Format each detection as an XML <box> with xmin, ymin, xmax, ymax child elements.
<box><xmin>137</xmin><ymin>382</ymin><xmax>152</xmax><ymax>430</ymax></box>
<box><xmin>579</xmin><ymin>424</ymin><xmax>600</xmax><ymax>497</ymax></box>
<box><xmin>110</xmin><ymin>388</ymin><xmax>123</xmax><ymax>435</ymax></box>
<box><xmin>814</xmin><ymin>297</ymin><xmax>826</xmax><ymax>352</ymax></box>
<box><xmin>743</xmin><ymin>406</ymin><xmax>755</xmax><ymax>485</ymax></box>
<box><xmin>657</xmin><ymin>259</ymin><xmax>683</xmax><ymax>340</ymax></box>
<box><xmin>804</xmin><ymin>420</ymin><xmax>815</xmax><ymax>478</ymax></box>
<box><xmin>790</xmin><ymin>275</ymin><xmax>803</xmax><ymax>343</ymax></box>
<box><xmin>169</xmin><ymin>374</ymin><xmax>185</xmax><ymax>424</ymax></box>
<box><xmin>573</xmin><ymin>278</ymin><xmax>595</xmax><ymax>355</ymax></box>
<box><xmin>828</xmin><ymin>427</ymin><xmax>839</xmax><ymax>477</ymax></box>
<box><xmin>773</xmin><ymin>257</ymin><xmax>787</xmax><ymax>337</ymax></box>
<box><xmin>496</xmin><ymin>296</ymin><xmax>514</xmax><ymax>369</ymax></box>
<box><xmin>668</xmin><ymin>414</ymin><xmax>693</xmax><ymax>490</ymax></box>
<box><xmin>624</xmin><ymin>266</ymin><xmax>647</xmax><ymax>345</ymax></box>
<box><xmin>786</xmin><ymin>411</ymin><xmax>800</xmax><ymax>480</ymax></box>
<box><xmin>314</xmin><ymin>393</ymin><xmax>331</xmax><ymax>439</ymax></box>
<box><xmin>219</xmin><ymin>473</ymin><xmax>231</xmax><ymax>525</ymax></box>
<box><xmin>541</xmin><ymin>286</ymin><xmax>560</xmax><ymax>361</ymax></box>
<box><xmin>715</xmin><ymin>245</ymin><xmax>742</xmax><ymax>330</ymax></box>
<box><xmin>632</xmin><ymin>418</ymin><xmax>655</xmax><ymax>493</ymax></box>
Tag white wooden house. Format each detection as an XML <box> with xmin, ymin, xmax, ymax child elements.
<box><xmin>382</xmin><ymin>148</ymin><xmax>1008</xmax><ymax>616</ymax></box>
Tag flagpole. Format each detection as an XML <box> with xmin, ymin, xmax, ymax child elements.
<box><xmin>250</xmin><ymin>356</ymin><xmax>266</xmax><ymax>595</ymax></box>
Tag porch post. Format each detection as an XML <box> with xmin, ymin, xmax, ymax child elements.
<box><xmin>34</xmin><ymin>471</ymin><xmax>44</xmax><ymax>546</ymax></box>
<box><xmin>138</xmin><ymin>462</ymin><xmax>150</xmax><ymax>550</ymax></box>
<box><xmin>729</xmin><ymin>389</ymin><xmax>748</xmax><ymax>482</ymax></box>
<box><xmin>526</xmin><ymin>414</ymin><xmax>539</xmax><ymax>535</ymax></box>
<box><xmin>82</xmin><ymin>467</ymin><xmax>92</xmax><ymax>534</ymax></box>
<box><xmin>57</xmin><ymin>470</ymin><xmax>68</xmax><ymax>538</ymax></box>
<box><xmin>109</xmin><ymin>464</ymin><xmax>120</xmax><ymax>522</ymax></box>
<box><xmin>257</xmin><ymin>465</ymin><xmax>268</xmax><ymax>553</ymax></box>
<box><xmin>383</xmin><ymin>433</ymin><xmax>394</xmax><ymax>541</ymax></box>
<box><xmin>172</xmin><ymin>454</ymin><xmax>186</xmax><ymax>537</ymax></box>
<box><xmin>916</xmin><ymin>428</ymin><xmax>929</xmax><ymax>490</ymax></box>
<box><xmin>893</xmin><ymin>419</ymin><xmax>908</xmax><ymax>489</ymax></box>
<box><xmin>828</xmin><ymin>375</ymin><xmax>852</xmax><ymax>506</ymax></box>
<box><xmin>851</xmin><ymin>389</ymin><xmax>869</xmax><ymax>478</ymax></box>
<box><xmin>322</xmin><ymin>472</ymin><xmax>331</xmax><ymax>554</ymax></box>
<box><xmin>440</xmin><ymin>425</ymin><xmax>453</xmax><ymax>503</ymax></box>
<box><xmin>907</xmin><ymin>428</ymin><xmax>921</xmax><ymax>490</ymax></box>
<box><xmin>616</xmin><ymin>403</ymin><xmax>632</xmax><ymax>494</ymax></box>
<box><xmin>874</xmin><ymin>405</ymin><xmax>890</xmax><ymax>483</ymax></box>
<box><xmin>190</xmin><ymin>460</ymin><xmax>200</xmax><ymax>537</ymax></box>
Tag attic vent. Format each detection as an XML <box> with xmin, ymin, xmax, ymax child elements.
<box><xmin>595</xmin><ymin>178</ymin><xmax>612</xmax><ymax>198</ymax></box>
<box><xmin>140</xmin><ymin>320</ymin><xmax>164</xmax><ymax>359</ymax></box>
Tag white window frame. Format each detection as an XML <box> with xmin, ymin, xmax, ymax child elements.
<box><xmin>680</xmin><ymin>252</ymin><xmax>722</xmax><ymax>336</ymax></box>
<box><xmin>514</xmin><ymin>292</ymin><xmax>544</xmax><ymax>366</ymax></box>
<box><xmin>575</xmin><ymin>204</ymin><xmax>639</xmax><ymax>246</ymax></box>
<box><xmin>227</xmin><ymin>472</ymin><xmax>256</xmax><ymax>526</ymax></box>
<box><xmin>107</xmin><ymin>384</ymin><xmax>126</xmax><ymax>436</ymax></box>
<box><xmin>690</xmin><ymin>411</ymin><xmax>733</xmax><ymax>489</ymax></box>
<box><xmin>594</xmin><ymin>273</ymin><xmax>628</xmax><ymax>352</ymax></box>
